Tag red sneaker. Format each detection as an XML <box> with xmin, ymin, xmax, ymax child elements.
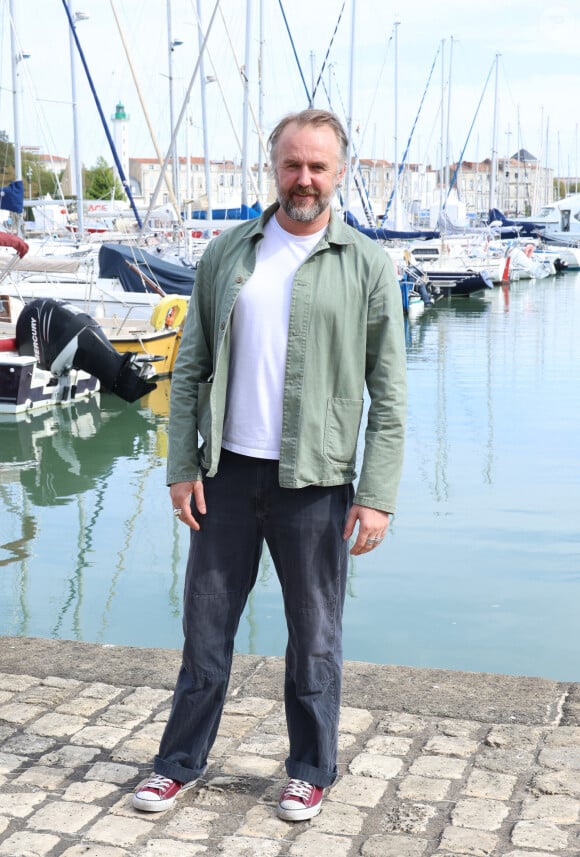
<box><xmin>277</xmin><ymin>778</ymin><xmax>324</xmax><ymax>821</ymax></box>
<box><xmin>132</xmin><ymin>773</ymin><xmax>200</xmax><ymax>812</ymax></box>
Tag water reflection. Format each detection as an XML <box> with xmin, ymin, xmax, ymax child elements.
<box><xmin>2</xmin><ymin>275</ymin><xmax>580</xmax><ymax>678</ymax></box>
<box><xmin>0</xmin><ymin>381</ymin><xmax>184</xmax><ymax>645</ymax></box>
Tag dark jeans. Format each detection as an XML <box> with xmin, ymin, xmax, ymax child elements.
<box><xmin>155</xmin><ymin>449</ymin><xmax>353</xmax><ymax>788</ymax></box>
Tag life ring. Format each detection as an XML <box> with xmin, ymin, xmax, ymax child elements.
<box><xmin>150</xmin><ymin>295</ymin><xmax>188</xmax><ymax>330</ymax></box>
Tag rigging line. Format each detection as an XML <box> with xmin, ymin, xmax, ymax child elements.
<box><xmin>446</xmin><ymin>56</ymin><xmax>496</xmax><ymax>203</ymax></box>
<box><xmin>277</xmin><ymin>0</ymin><xmax>311</xmax><ymax>103</ymax></box>
<box><xmin>311</xmin><ymin>1</ymin><xmax>347</xmax><ymax>105</ymax></box>
<box><xmin>109</xmin><ymin>0</ymin><xmax>181</xmax><ymax>223</ymax></box>
<box><xmin>139</xmin><ymin>0</ymin><xmax>221</xmax><ymax>237</ymax></box>
<box><xmin>5</xmin><ymin>2</ymin><xmax>71</xmax><ymax>218</ymax></box>
<box><xmin>60</xmin><ymin>0</ymin><xmax>143</xmax><ymax>228</ymax></box>
<box><xmin>216</xmin><ymin>4</ymin><xmax>268</xmax><ymax>201</ymax></box>
<box><xmin>323</xmin><ymin>69</ymin><xmax>376</xmax><ymax>225</ymax></box>
<box><xmin>347</xmin><ymin>31</ymin><xmax>394</xmax><ymax>226</ymax></box>
<box><xmin>382</xmin><ymin>44</ymin><xmax>441</xmax><ymax>223</ymax></box>
<box><xmin>355</xmin><ymin>32</ymin><xmax>393</xmax><ymax>154</ymax></box>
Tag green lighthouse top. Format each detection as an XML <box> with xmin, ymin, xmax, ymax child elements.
<box><xmin>113</xmin><ymin>102</ymin><xmax>127</xmax><ymax>120</ymax></box>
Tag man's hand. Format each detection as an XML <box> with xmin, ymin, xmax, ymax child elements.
<box><xmin>343</xmin><ymin>503</ymin><xmax>390</xmax><ymax>556</ymax></box>
<box><xmin>169</xmin><ymin>480</ymin><xmax>206</xmax><ymax>531</ymax></box>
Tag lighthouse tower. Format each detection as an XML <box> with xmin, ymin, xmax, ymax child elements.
<box><xmin>111</xmin><ymin>101</ymin><xmax>130</xmax><ymax>188</ymax></box>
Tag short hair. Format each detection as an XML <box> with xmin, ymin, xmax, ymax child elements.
<box><xmin>268</xmin><ymin>109</ymin><xmax>348</xmax><ymax>169</ymax></box>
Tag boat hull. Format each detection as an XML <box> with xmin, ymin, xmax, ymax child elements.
<box><xmin>425</xmin><ymin>270</ymin><xmax>494</xmax><ymax>298</ymax></box>
<box><xmin>0</xmin><ymin>352</ymin><xmax>99</xmax><ymax>414</ymax></box>
<box><xmin>108</xmin><ymin>327</ymin><xmax>181</xmax><ymax>377</ymax></box>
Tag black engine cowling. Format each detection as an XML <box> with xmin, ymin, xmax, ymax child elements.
<box><xmin>16</xmin><ymin>298</ymin><xmax>157</xmax><ymax>403</ymax></box>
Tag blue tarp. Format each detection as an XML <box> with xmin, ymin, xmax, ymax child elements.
<box><xmin>344</xmin><ymin>210</ymin><xmax>440</xmax><ymax>241</ymax></box>
<box><xmin>0</xmin><ymin>180</ymin><xmax>24</xmax><ymax>214</ymax></box>
<box><xmin>487</xmin><ymin>208</ymin><xmax>544</xmax><ymax>236</ymax></box>
<box><xmin>188</xmin><ymin>201</ymin><xmax>262</xmax><ymax>221</ymax></box>
<box><xmin>98</xmin><ymin>243</ymin><xmax>196</xmax><ymax>296</ymax></box>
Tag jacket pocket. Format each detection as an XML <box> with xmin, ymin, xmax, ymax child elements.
<box><xmin>197</xmin><ymin>381</ymin><xmax>213</xmax><ymax>443</ymax></box>
<box><xmin>323</xmin><ymin>397</ymin><xmax>364</xmax><ymax>465</ymax></box>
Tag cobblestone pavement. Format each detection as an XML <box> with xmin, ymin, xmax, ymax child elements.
<box><xmin>1</xmin><ymin>637</ymin><xmax>580</xmax><ymax>856</ymax></box>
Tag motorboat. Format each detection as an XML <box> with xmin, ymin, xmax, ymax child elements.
<box><xmin>0</xmin><ymin>296</ymin><xmax>156</xmax><ymax>413</ymax></box>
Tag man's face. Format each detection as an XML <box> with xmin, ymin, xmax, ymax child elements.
<box><xmin>273</xmin><ymin>123</ymin><xmax>346</xmax><ymax>226</ymax></box>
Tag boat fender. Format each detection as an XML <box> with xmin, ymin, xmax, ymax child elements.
<box><xmin>0</xmin><ymin>337</ymin><xmax>17</xmax><ymax>352</ymax></box>
<box><xmin>150</xmin><ymin>295</ymin><xmax>188</xmax><ymax>330</ymax></box>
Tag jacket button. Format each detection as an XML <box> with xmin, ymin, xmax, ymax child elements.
<box><xmin>235</xmin><ymin>276</ymin><xmax>243</xmax><ymax>283</ymax></box>
<box><xmin>219</xmin><ymin>322</ymin><xmax>225</xmax><ymax>330</ymax></box>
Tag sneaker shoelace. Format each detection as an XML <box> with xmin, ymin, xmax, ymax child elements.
<box><xmin>283</xmin><ymin>779</ymin><xmax>314</xmax><ymax>801</ymax></box>
<box><xmin>143</xmin><ymin>774</ymin><xmax>175</xmax><ymax>793</ymax></box>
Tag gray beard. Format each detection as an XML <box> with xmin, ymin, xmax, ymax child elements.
<box><xmin>282</xmin><ymin>196</ymin><xmax>327</xmax><ymax>222</ymax></box>
<box><xmin>274</xmin><ymin>173</ymin><xmax>337</xmax><ymax>223</ymax></box>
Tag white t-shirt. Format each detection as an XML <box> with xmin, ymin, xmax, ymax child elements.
<box><xmin>222</xmin><ymin>215</ymin><xmax>326</xmax><ymax>459</ymax></box>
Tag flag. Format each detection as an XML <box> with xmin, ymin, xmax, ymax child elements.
<box><xmin>0</xmin><ymin>180</ymin><xmax>24</xmax><ymax>214</ymax></box>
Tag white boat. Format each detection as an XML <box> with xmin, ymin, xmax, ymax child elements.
<box><xmin>0</xmin><ymin>346</ymin><xmax>99</xmax><ymax>414</ymax></box>
<box><xmin>499</xmin><ymin>194</ymin><xmax>580</xmax><ymax>248</ymax></box>
<box><xmin>505</xmin><ymin>243</ymin><xmax>557</xmax><ymax>280</ymax></box>
<box><xmin>535</xmin><ymin>195</ymin><xmax>580</xmax><ymax>244</ymax></box>
<box><xmin>0</xmin><ymin>238</ymin><xmax>197</xmax><ymax>320</ymax></box>
<box><xmin>539</xmin><ymin>244</ymin><xmax>580</xmax><ymax>271</ymax></box>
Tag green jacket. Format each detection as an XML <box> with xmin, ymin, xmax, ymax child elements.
<box><xmin>167</xmin><ymin>203</ymin><xmax>407</xmax><ymax>513</ymax></box>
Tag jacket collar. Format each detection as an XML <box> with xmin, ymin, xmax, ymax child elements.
<box><xmin>248</xmin><ymin>202</ymin><xmax>357</xmax><ymax>246</ymax></box>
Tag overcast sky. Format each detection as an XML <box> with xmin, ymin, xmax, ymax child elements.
<box><xmin>2</xmin><ymin>0</ymin><xmax>579</xmax><ymax>178</ymax></box>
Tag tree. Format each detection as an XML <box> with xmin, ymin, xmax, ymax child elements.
<box><xmin>84</xmin><ymin>156</ymin><xmax>125</xmax><ymax>201</ymax></box>
<box><xmin>0</xmin><ymin>131</ymin><xmax>15</xmax><ymax>173</ymax></box>
<box><xmin>1</xmin><ymin>132</ymin><xmax>63</xmax><ymax>198</ymax></box>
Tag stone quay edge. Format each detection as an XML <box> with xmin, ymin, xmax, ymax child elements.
<box><xmin>0</xmin><ymin>636</ymin><xmax>580</xmax><ymax>856</ymax></box>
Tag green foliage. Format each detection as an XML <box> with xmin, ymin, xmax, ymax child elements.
<box><xmin>0</xmin><ymin>131</ymin><xmax>15</xmax><ymax>173</ymax></box>
<box><xmin>23</xmin><ymin>158</ymin><xmax>64</xmax><ymax>198</ymax></box>
<box><xmin>554</xmin><ymin>179</ymin><xmax>580</xmax><ymax>198</ymax></box>
<box><xmin>84</xmin><ymin>156</ymin><xmax>125</xmax><ymax>201</ymax></box>
<box><xmin>1</xmin><ymin>132</ymin><xmax>63</xmax><ymax>197</ymax></box>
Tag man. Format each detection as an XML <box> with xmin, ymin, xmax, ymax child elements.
<box><xmin>132</xmin><ymin>109</ymin><xmax>406</xmax><ymax>822</ymax></box>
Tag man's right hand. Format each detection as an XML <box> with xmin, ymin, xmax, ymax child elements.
<box><xmin>169</xmin><ymin>480</ymin><xmax>206</xmax><ymax>530</ymax></box>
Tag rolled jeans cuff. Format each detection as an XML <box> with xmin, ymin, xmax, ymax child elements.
<box><xmin>154</xmin><ymin>755</ymin><xmax>208</xmax><ymax>785</ymax></box>
<box><xmin>285</xmin><ymin>757</ymin><xmax>337</xmax><ymax>789</ymax></box>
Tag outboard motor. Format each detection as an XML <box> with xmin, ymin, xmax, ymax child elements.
<box><xmin>16</xmin><ymin>298</ymin><xmax>157</xmax><ymax>403</ymax></box>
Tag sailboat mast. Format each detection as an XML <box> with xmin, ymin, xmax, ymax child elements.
<box><xmin>197</xmin><ymin>0</ymin><xmax>213</xmax><ymax>219</ymax></box>
<box><xmin>393</xmin><ymin>20</ymin><xmax>400</xmax><ymax>229</ymax></box>
<box><xmin>439</xmin><ymin>38</ymin><xmax>445</xmax><ymax>215</ymax></box>
<box><xmin>66</xmin><ymin>0</ymin><xmax>85</xmax><ymax>236</ymax></box>
<box><xmin>257</xmin><ymin>0</ymin><xmax>265</xmax><ymax>199</ymax></box>
<box><xmin>167</xmin><ymin>0</ymin><xmax>181</xmax><ymax>215</ymax></box>
<box><xmin>345</xmin><ymin>0</ymin><xmax>356</xmax><ymax>215</ymax></box>
<box><xmin>488</xmin><ymin>52</ymin><xmax>500</xmax><ymax>212</ymax></box>
<box><xmin>9</xmin><ymin>0</ymin><xmax>22</xmax><ymax>184</ymax></box>
<box><xmin>444</xmin><ymin>35</ymin><xmax>453</xmax><ymax>199</ymax></box>
<box><xmin>62</xmin><ymin>0</ymin><xmax>143</xmax><ymax>227</ymax></box>
<box><xmin>241</xmin><ymin>0</ymin><xmax>252</xmax><ymax>209</ymax></box>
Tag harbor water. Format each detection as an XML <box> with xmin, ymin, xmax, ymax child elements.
<box><xmin>1</xmin><ymin>270</ymin><xmax>579</xmax><ymax>681</ymax></box>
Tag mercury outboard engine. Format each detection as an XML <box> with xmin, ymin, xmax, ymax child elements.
<box><xmin>16</xmin><ymin>298</ymin><xmax>157</xmax><ymax>403</ymax></box>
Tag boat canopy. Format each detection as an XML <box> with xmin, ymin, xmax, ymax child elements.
<box><xmin>98</xmin><ymin>244</ymin><xmax>195</xmax><ymax>295</ymax></box>
<box><xmin>0</xmin><ymin>255</ymin><xmax>82</xmax><ymax>274</ymax></box>
<box><xmin>344</xmin><ymin>211</ymin><xmax>440</xmax><ymax>241</ymax></box>
<box><xmin>0</xmin><ymin>181</ymin><xmax>24</xmax><ymax>214</ymax></box>
<box><xmin>487</xmin><ymin>208</ymin><xmax>542</xmax><ymax>236</ymax></box>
